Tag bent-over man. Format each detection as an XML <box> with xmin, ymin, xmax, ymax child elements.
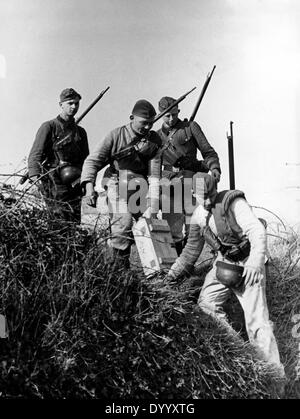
<box><xmin>167</xmin><ymin>173</ymin><xmax>285</xmax><ymax>378</ymax></box>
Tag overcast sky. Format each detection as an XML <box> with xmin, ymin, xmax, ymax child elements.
<box><xmin>1</xmin><ymin>0</ymin><xmax>299</xmax><ymax>227</ymax></box>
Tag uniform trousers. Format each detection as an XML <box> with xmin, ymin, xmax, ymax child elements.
<box><xmin>161</xmin><ymin>170</ymin><xmax>198</xmax><ymax>244</ymax></box>
<box><xmin>41</xmin><ymin>175</ymin><xmax>81</xmax><ymax>222</ymax></box>
<box><xmin>105</xmin><ymin>176</ymin><xmax>145</xmax><ymax>251</ymax></box>
<box><xmin>198</xmin><ymin>253</ymin><xmax>284</xmax><ymax>371</ymax></box>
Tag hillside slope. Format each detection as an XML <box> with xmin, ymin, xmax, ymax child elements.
<box><xmin>1</xmin><ymin>198</ymin><xmax>294</xmax><ymax>398</ymax></box>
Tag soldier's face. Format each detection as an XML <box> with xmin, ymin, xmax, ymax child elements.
<box><xmin>60</xmin><ymin>99</ymin><xmax>80</xmax><ymax>118</ymax></box>
<box><xmin>162</xmin><ymin>107</ymin><xmax>179</xmax><ymax>128</ymax></box>
<box><xmin>131</xmin><ymin>115</ymin><xmax>154</xmax><ymax>136</ymax></box>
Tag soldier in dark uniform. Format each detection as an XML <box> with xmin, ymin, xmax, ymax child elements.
<box><xmin>27</xmin><ymin>88</ymin><xmax>89</xmax><ymax>222</ymax></box>
<box><xmin>157</xmin><ymin>96</ymin><xmax>221</xmax><ymax>254</ymax></box>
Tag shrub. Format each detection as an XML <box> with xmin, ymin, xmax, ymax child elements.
<box><xmin>0</xmin><ymin>200</ymin><xmax>282</xmax><ymax>399</ymax></box>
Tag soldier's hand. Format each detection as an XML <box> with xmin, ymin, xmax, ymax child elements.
<box><xmin>211</xmin><ymin>168</ymin><xmax>221</xmax><ymax>183</ymax></box>
<box><xmin>164</xmin><ymin>271</ymin><xmax>177</xmax><ymax>282</ymax></box>
<box><xmin>82</xmin><ymin>182</ymin><xmax>97</xmax><ymax>207</ymax></box>
<box><xmin>243</xmin><ymin>265</ymin><xmax>263</xmax><ymax>287</ymax></box>
<box><xmin>82</xmin><ymin>192</ymin><xmax>97</xmax><ymax>208</ymax></box>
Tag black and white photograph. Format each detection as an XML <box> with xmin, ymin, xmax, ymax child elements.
<box><xmin>0</xmin><ymin>0</ymin><xmax>299</xmax><ymax>404</ymax></box>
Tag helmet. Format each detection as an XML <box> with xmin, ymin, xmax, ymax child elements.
<box><xmin>216</xmin><ymin>260</ymin><xmax>244</xmax><ymax>288</ymax></box>
<box><xmin>59</xmin><ymin>165</ymin><xmax>82</xmax><ymax>185</ymax></box>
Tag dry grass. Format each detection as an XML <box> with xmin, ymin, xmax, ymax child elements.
<box><xmin>190</xmin><ymin>222</ymin><xmax>300</xmax><ymax>399</ymax></box>
<box><xmin>0</xmin><ymin>185</ymin><xmax>298</xmax><ymax>398</ymax></box>
<box><xmin>266</xmin><ymin>228</ymin><xmax>300</xmax><ymax>399</ymax></box>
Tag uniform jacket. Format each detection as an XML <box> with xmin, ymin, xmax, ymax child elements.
<box><xmin>211</xmin><ymin>190</ymin><xmax>246</xmax><ymax>245</ymax></box>
<box><xmin>80</xmin><ymin>123</ymin><xmax>162</xmax><ymax>212</ymax></box>
<box><xmin>28</xmin><ymin>115</ymin><xmax>89</xmax><ymax>178</ymax></box>
<box><xmin>157</xmin><ymin>119</ymin><xmax>220</xmax><ymax>173</ymax></box>
<box><xmin>81</xmin><ymin>123</ymin><xmax>162</xmax><ymax>183</ymax></box>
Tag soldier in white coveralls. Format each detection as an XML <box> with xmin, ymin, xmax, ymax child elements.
<box><xmin>167</xmin><ymin>173</ymin><xmax>285</xmax><ymax>377</ymax></box>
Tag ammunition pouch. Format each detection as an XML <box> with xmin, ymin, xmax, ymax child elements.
<box><xmin>203</xmin><ymin>226</ymin><xmax>250</xmax><ymax>263</ymax></box>
<box><xmin>113</xmin><ymin>144</ymin><xmax>137</xmax><ymax>161</ymax></box>
<box><xmin>222</xmin><ymin>239</ymin><xmax>250</xmax><ymax>263</ymax></box>
<box><xmin>113</xmin><ymin>141</ymin><xmax>147</xmax><ymax>173</ymax></box>
<box><xmin>216</xmin><ymin>260</ymin><xmax>244</xmax><ymax>288</ymax></box>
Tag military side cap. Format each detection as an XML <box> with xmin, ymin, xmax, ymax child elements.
<box><xmin>60</xmin><ymin>88</ymin><xmax>82</xmax><ymax>103</ymax></box>
<box><xmin>158</xmin><ymin>96</ymin><xmax>177</xmax><ymax>112</ymax></box>
<box><xmin>131</xmin><ymin>100</ymin><xmax>156</xmax><ymax>119</ymax></box>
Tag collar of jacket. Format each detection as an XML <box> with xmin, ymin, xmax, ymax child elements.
<box><xmin>57</xmin><ymin>114</ymin><xmax>76</xmax><ymax>127</ymax></box>
<box><xmin>161</xmin><ymin>118</ymin><xmax>184</xmax><ymax>136</ymax></box>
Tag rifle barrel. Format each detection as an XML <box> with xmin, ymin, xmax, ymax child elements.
<box><xmin>227</xmin><ymin>121</ymin><xmax>235</xmax><ymax>190</ymax></box>
<box><xmin>153</xmin><ymin>86</ymin><xmax>196</xmax><ymax>123</ymax></box>
<box><xmin>76</xmin><ymin>86</ymin><xmax>110</xmax><ymax>124</ymax></box>
<box><xmin>190</xmin><ymin>65</ymin><xmax>216</xmax><ymax>121</ymax></box>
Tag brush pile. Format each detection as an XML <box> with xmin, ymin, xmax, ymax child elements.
<box><xmin>0</xmin><ymin>195</ymin><xmax>286</xmax><ymax>399</ymax></box>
